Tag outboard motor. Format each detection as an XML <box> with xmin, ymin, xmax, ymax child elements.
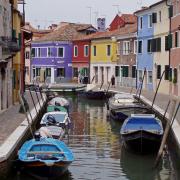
<box><xmin>34</xmin><ymin>131</ymin><xmax>41</xmax><ymax>141</ymax></box>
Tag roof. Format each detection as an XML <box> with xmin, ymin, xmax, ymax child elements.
<box><xmin>74</xmin><ymin>23</ymin><xmax>137</xmax><ymax>41</ymax></box>
<box><xmin>134</xmin><ymin>0</ymin><xmax>166</xmax><ymax>14</ymax></box>
<box><xmin>34</xmin><ymin>22</ymin><xmax>96</xmax><ymax>42</ymax></box>
<box><xmin>121</xmin><ymin>14</ymin><xmax>137</xmax><ymax>24</ymax></box>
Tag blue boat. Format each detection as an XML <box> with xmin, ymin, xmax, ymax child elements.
<box><xmin>18</xmin><ymin>137</ymin><xmax>74</xmax><ymax>177</ymax></box>
<box><xmin>120</xmin><ymin>114</ymin><xmax>163</xmax><ymax>153</ymax></box>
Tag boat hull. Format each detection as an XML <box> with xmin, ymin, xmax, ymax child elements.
<box><xmin>122</xmin><ymin>131</ymin><xmax>162</xmax><ymax>153</ymax></box>
<box><xmin>19</xmin><ymin>160</ymin><xmax>71</xmax><ymax>177</ymax></box>
<box><xmin>110</xmin><ymin>107</ymin><xmax>150</xmax><ymax>121</ymax></box>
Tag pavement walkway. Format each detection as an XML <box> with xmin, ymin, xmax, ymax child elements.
<box><xmin>0</xmin><ymin>91</ymin><xmax>43</xmax><ymax>145</ymax></box>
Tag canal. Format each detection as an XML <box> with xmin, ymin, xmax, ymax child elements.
<box><xmin>10</xmin><ymin>93</ymin><xmax>180</xmax><ymax>180</ymax></box>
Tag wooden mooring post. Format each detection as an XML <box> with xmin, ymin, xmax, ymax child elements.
<box><xmin>154</xmin><ymin>97</ymin><xmax>180</xmax><ymax>167</ymax></box>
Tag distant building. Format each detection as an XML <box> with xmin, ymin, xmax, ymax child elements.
<box><xmin>97</xmin><ymin>18</ymin><xmax>106</xmax><ymax>32</ymax></box>
<box><xmin>109</xmin><ymin>14</ymin><xmax>137</xmax><ymax>31</ymax></box>
<box><xmin>31</xmin><ymin>23</ymin><xmax>97</xmax><ymax>84</ymax></box>
<box><xmin>170</xmin><ymin>0</ymin><xmax>180</xmax><ymax>96</ymax></box>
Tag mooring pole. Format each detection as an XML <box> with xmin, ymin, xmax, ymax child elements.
<box><xmin>28</xmin><ymin>87</ymin><xmax>38</xmax><ymax>114</ymax></box>
<box><xmin>138</xmin><ymin>68</ymin><xmax>146</xmax><ymax>100</ymax></box>
<box><xmin>19</xmin><ymin>91</ymin><xmax>34</xmax><ymax>139</ymax></box>
<box><xmin>91</xmin><ymin>75</ymin><xmax>95</xmax><ymax>84</ymax></box>
<box><xmin>154</xmin><ymin>99</ymin><xmax>178</xmax><ymax>167</ymax></box>
<box><xmin>151</xmin><ymin>70</ymin><xmax>165</xmax><ymax>111</ymax></box>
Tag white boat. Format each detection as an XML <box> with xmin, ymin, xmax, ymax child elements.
<box><xmin>40</xmin><ymin>112</ymin><xmax>71</xmax><ymax>128</ymax></box>
<box><xmin>49</xmin><ymin>97</ymin><xmax>69</xmax><ymax>107</ymax></box>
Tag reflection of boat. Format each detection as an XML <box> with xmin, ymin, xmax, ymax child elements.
<box><xmin>47</xmin><ymin>105</ymin><xmax>67</xmax><ymax>113</ymax></box>
<box><xmin>18</xmin><ymin>137</ymin><xmax>74</xmax><ymax>177</ymax></box>
<box><xmin>108</xmin><ymin>93</ymin><xmax>150</xmax><ymax>121</ymax></box>
<box><xmin>120</xmin><ymin>114</ymin><xmax>163</xmax><ymax>153</ymax></box>
<box><xmin>40</xmin><ymin>112</ymin><xmax>71</xmax><ymax>128</ymax></box>
<box><xmin>120</xmin><ymin>147</ymin><xmax>162</xmax><ymax>180</ymax></box>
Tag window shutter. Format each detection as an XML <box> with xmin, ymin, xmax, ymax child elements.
<box><xmin>147</xmin><ymin>39</ymin><xmax>152</xmax><ymax>52</ymax></box>
<box><xmin>115</xmin><ymin>66</ymin><xmax>119</xmax><ymax>77</ymax></box>
<box><xmin>151</xmin><ymin>39</ymin><xmax>156</xmax><ymax>52</ymax></box>
<box><xmin>165</xmin><ymin>65</ymin><xmax>169</xmax><ymax>80</ymax></box>
<box><xmin>152</xmin><ymin>13</ymin><xmax>157</xmax><ymax>23</ymax></box>
<box><xmin>175</xmin><ymin>32</ymin><xmax>178</xmax><ymax>47</ymax></box>
<box><xmin>157</xmin><ymin>65</ymin><xmax>161</xmax><ymax>79</ymax></box>
<box><xmin>168</xmin><ymin>34</ymin><xmax>172</xmax><ymax>49</ymax></box>
<box><xmin>165</xmin><ymin>36</ymin><xmax>168</xmax><ymax>51</ymax></box>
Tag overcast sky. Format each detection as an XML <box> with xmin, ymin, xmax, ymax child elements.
<box><xmin>22</xmin><ymin>0</ymin><xmax>160</xmax><ymax>29</ymax></box>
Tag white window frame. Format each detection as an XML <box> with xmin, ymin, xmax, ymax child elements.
<box><xmin>84</xmin><ymin>45</ymin><xmax>89</xmax><ymax>57</ymax></box>
<box><xmin>74</xmin><ymin>45</ymin><xmax>78</xmax><ymax>57</ymax></box>
<box><xmin>57</xmin><ymin>47</ymin><xmax>65</xmax><ymax>58</ymax></box>
<box><xmin>148</xmin><ymin>14</ymin><xmax>152</xmax><ymax>28</ymax></box>
<box><xmin>134</xmin><ymin>40</ymin><xmax>137</xmax><ymax>54</ymax></box>
<box><xmin>123</xmin><ymin>41</ymin><xmax>130</xmax><ymax>55</ymax></box>
<box><xmin>106</xmin><ymin>44</ymin><xmax>111</xmax><ymax>56</ymax></box>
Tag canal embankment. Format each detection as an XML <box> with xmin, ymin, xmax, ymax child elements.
<box><xmin>0</xmin><ymin>91</ymin><xmax>47</xmax><ymax>178</ymax></box>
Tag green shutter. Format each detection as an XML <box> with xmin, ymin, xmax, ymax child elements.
<box><xmin>168</xmin><ymin>34</ymin><xmax>172</xmax><ymax>49</ymax></box>
<box><xmin>169</xmin><ymin>6</ymin><xmax>173</xmax><ymax>18</ymax></box>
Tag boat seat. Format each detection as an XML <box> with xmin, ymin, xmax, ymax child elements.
<box><xmin>27</xmin><ymin>151</ymin><xmax>64</xmax><ymax>155</ymax></box>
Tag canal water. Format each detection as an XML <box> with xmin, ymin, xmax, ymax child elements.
<box><xmin>10</xmin><ymin>93</ymin><xmax>180</xmax><ymax>180</ymax></box>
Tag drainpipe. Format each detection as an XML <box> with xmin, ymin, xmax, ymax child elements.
<box><xmin>166</xmin><ymin>0</ymin><xmax>172</xmax><ymax>90</ymax></box>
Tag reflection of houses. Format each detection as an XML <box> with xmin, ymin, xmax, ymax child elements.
<box><xmin>0</xmin><ymin>0</ymin><xmax>13</xmax><ymax>110</ymax></box>
<box><xmin>170</xmin><ymin>0</ymin><xmax>180</xmax><ymax>96</ymax></box>
<box><xmin>115</xmin><ymin>24</ymin><xmax>137</xmax><ymax>87</ymax></box>
<box><xmin>90</xmin><ymin>31</ymin><xmax>117</xmax><ymax>85</ymax></box>
<box><xmin>31</xmin><ymin>22</ymin><xmax>96</xmax><ymax>83</ymax></box>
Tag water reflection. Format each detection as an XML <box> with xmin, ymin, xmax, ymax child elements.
<box><xmin>8</xmin><ymin>93</ymin><xmax>179</xmax><ymax>180</ymax></box>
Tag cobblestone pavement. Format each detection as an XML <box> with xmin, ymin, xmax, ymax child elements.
<box><xmin>0</xmin><ymin>91</ymin><xmax>43</xmax><ymax>145</ymax></box>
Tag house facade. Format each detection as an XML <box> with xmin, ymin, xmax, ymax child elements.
<box><xmin>170</xmin><ymin>0</ymin><xmax>180</xmax><ymax>96</ymax></box>
<box><xmin>0</xmin><ymin>0</ymin><xmax>13</xmax><ymax>110</ymax></box>
<box><xmin>31</xmin><ymin>41</ymin><xmax>73</xmax><ymax>83</ymax></box>
<box><xmin>115</xmin><ymin>24</ymin><xmax>137</xmax><ymax>87</ymax></box>
<box><xmin>72</xmin><ymin>39</ymin><xmax>91</xmax><ymax>82</ymax></box>
<box><xmin>90</xmin><ymin>32</ymin><xmax>117</xmax><ymax>85</ymax></box>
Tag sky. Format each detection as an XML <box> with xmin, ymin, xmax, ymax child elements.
<box><xmin>22</xmin><ymin>0</ymin><xmax>160</xmax><ymax>29</ymax></box>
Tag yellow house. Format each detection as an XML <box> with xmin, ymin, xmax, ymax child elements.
<box><xmin>12</xmin><ymin>0</ymin><xmax>23</xmax><ymax>102</ymax></box>
<box><xmin>90</xmin><ymin>32</ymin><xmax>117</xmax><ymax>85</ymax></box>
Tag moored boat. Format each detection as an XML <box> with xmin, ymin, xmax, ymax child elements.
<box><xmin>120</xmin><ymin>114</ymin><xmax>163</xmax><ymax>153</ymax></box>
<box><xmin>40</xmin><ymin>111</ymin><xmax>71</xmax><ymax>129</ymax></box>
<box><xmin>47</xmin><ymin>105</ymin><xmax>67</xmax><ymax>113</ymax></box>
<box><xmin>18</xmin><ymin>137</ymin><xmax>74</xmax><ymax>177</ymax></box>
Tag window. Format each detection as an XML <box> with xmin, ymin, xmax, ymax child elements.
<box><xmin>73</xmin><ymin>68</ymin><xmax>78</xmax><ymax>77</ymax></box>
<box><xmin>31</xmin><ymin>48</ymin><xmax>35</xmax><ymax>57</ymax></box>
<box><xmin>165</xmin><ymin>65</ymin><xmax>170</xmax><ymax>80</ymax></box>
<box><xmin>152</xmin><ymin>13</ymin><xmax>157</xmax><ymax>23</ymax></box>
<box><xmin>122</xmin><ymin>66</ymin><xmax>128</xmax><ymax>77</ymax></box>
<box><xmin>93</xmin><ymin>46</ymin><xmax>96</xmax><ymax>56</ymax></box>
<box><xmin>58</xmin><ymin>47</ymin><xmax>64</xmax><ymax>57</ymax></box>
<box><xmin>115</xmin><ymin>66</ymin><xmax>120</xmax><ymax>77</ymax></box>
<box><xmin>57</xmin><ymin>68</ymin><xmax>65</xmax><ymax>77</ymax></box>
<box><xmin>157</xmin><ymin>65</ymin><xmax>161</xmax><ymax>79</ymax></box>
<box><xmin>148</xmin><ymin>71</ymin><xmax>153</xmax><ymax>83</ymax></box>
<box><xmin>173</xmin><ymin>68</ymin><xmax>178</xmax><ymax>83</ymax></box>
<box><xmin>175</xmin><ymin>31</ymin><xmax>179</xmax><ymax>47</ymax></box>
<box><xmin>74</xmin><ymin>46</ymin><xmax>78</xmax><ymax>57</ymax></box>
<box><xmin>165</xmin><ymin>34</ymin><xmax>172</xmax><ymax>51</ymax></box>
<box><xmin>25</xmin><ymin>51</ymin><xmax>30</xmax><ymax>59</ymax></box>
<box><xmin>134</xmin><ymin>40</ymin><xmax>137</xmax><ymax>54</ymax></box>
<box><xmin>46</xmin><ymin>68</ymin><xmax>51</xmax><ymax>77</ymax></box>
<box><xmin>147</xmin><ymin>39</ymin><xmax>152</xmax><ymax>53</ymax></box>
<box><xmin>140</xmin><ymin>17</ymin><xmax>143</xmax><ymax>29</ymax></box>
<box><xmin>37</xmin><ymin>48</ymin><xmax>41</xmax><ymax>57</ymax></box>
<box><xmin>138</xmin><ymin>40</ymin><xmax>143</xmax><ymax>54</ymax></box>
<box><xmin>48</xmin><ymin>48</ymin><xmax>52</xmax><ymax>57</ymax></box>
<box><xmin>132</xmin><ymin>66</ymin><xmax>136</xmax><ymax>78</ymax></box>
<box><xmin>107</xmin><ymin>45</ymin><xmax>111</xmax><ymax>56</ymax></box>
<box><xmin>36</xmin><ymin>68</ymin><xmax>40</xmax><ymax>76</ymax></box>
<box><xmin>148</xmin><ymin>14</ymin><xmax>153</xmax><ymax>28</ymax></box>
<box><xmin>123</xmin><ymin>41</ymin><xmax>130</xmax><ymax>55</ymax></box>
<box><xmin>151</xmin><ymin>38</ymin><xmax>161</xmax><ymax>52</ymax></box>
<box><xmin>84</xmin><ymin>45</ymin><xmax>89</xmax><ymax>57</ymax></box>
<box><xmin>159</xmin><ymin>11</ymin><xmax>161</xmax><ymax>22</ymax></box>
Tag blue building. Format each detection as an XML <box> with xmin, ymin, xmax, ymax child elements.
<box><xmin>135</xmin><ymin>7</ymin><xmax>154</xmax><ymax>90</ymax></box>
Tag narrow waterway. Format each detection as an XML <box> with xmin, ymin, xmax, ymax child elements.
<box><xmin>11</xmin><ymin>93</ymin><xmax>179</xmax><ymax>180</ymax></box>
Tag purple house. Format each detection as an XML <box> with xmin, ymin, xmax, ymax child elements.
<box><xmin>31</xmin><ymin>22</ymin><xmax>97</xmax><ymax>83</ymax></box>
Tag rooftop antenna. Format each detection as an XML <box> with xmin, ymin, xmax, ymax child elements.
<box><xmin>94</xmin><ymin>11</ymin><xmax>98</xmax><ymax>27</ymax></box>
<box><xmin>137</xmin><ymin>0</ymin><xmax>143</xmax><ymax>9</ymax></box>
<box><xmin>87</xmin><ymin>6</ymin><xmax>92</xmax><ymax>24</ymax></box>
<box><xmin>113</xmin><ymin>5</ymin><xmax>121</xmax><ymax>15</ymax></box>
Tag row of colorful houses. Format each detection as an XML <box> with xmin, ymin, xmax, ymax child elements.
<box><xmin>25</xmin><ymin>0</ymin><xmax>180</xmax><ymax>96</ymax></box>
